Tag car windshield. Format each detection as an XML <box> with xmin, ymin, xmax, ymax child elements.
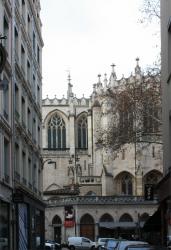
<box><xmin>107</xmin><ymin>240</ymin><xmax>117</xmax><ymax>247</ymax></box>
<box><xmin>100</xmin><ymin>239</ymin><xmax>108</xmax><ymax>243</ymax></box>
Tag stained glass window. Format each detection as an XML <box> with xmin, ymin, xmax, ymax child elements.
<box><xmin>48</xmin><ymin>114</ymin><xmax>66</xmax><ymax>149</ymax></box>
<box><xmin>121</xmin><ymin>173</ymin><xmax>133</xmax><ymax>195</ymax></box>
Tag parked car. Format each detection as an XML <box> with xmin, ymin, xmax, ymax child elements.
<box><xmin>124</xmin><ymin>244</ymin><xmax>157</xmax><ymax>250</ymax></box>
<box><xmin>102</xmin><ymin>239</ymin><xmax>119</xmax><ymax>250</ymax></box>
<box><xmin>101</xmin><ymin>239</ymin><xmax>128</xmax><ymax>250</ymax></box>
<box><xmin>96</xmin><ymin>238</ymin><xmax>116</xmax><ymax>250</ymax></box>
<box><xmin>114</xmin><ymin>241</ymin><xmax>149</xmax><ymax>250</ymax></box>
<box><xmin>0</xmin><ymin>237</ymin><xmax>8</xmax><ymax>250</ymax></box>
<box><xmin>45</xmin><ymin>240</ymin><xmax>61</xmax><ymax>250</ymax></box>
<box><xmin>67</xmin><ymin>236</ymin><xmax>96</xmax><ymax>250</ymax></box>
<box><xmin>125</xmin><ymin>244</ymin><xmax>156</xmax><ymax>250</ymax></box>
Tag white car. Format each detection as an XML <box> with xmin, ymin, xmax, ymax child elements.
<box><xmin>68</xmin><ymin>236</ymin><xmax>96</xmax><ymax>250</ymax></box>
<box><xmin>45</xmin><ymin>241</ymin><xmax>56</xmax><ymax>250</ymax></box>
<box><xmin>96</xmin><ymin>238</ymin><xmax>116</xmax><ymax>250</ymax></box>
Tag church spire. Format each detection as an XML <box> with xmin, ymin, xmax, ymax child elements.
<box><xmin>67</xmin><ymin>72</ymin><xmax>73</xmax><ymax>99</ymax></box>
<box><xmin>135</xmin><ymin>57</ymin><xmax>141</xmax><ymax>75</ymax></box>
<box><xmin>109</xmin><ymin>63</ymin><xmax>117</xmax><ymax>88</ymax></box>
<box><xmin>104</xmin><ymin>73</ymin><xmax>108</xmax><ymax>91</ymax></box>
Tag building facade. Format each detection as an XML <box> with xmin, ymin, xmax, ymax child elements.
<box><xmin>0</xmin><ymin>1</ymin><xmax>13</xmax><ymax>249</ymax></box>
<box><xmin>158</xmin><ymin>0</ymin><xmax>171</xmax><ymax>246</ymax></box>
<box><xmin>42</xmin><ymin>62</ymin><xmax>163</xmax><ymax>244</ymax></box>
<box><xmin>0</xmin><ymin>0</ymin><xmax>44</xmax><ymax>250</ymax></box>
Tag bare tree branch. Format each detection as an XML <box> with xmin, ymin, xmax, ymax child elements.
<box><xmin>95</xmin><ymin>69</ymin><xmax>162</xmax><ymax>151</ymax></box>
<box><xmin>139</xmin><ymin>0</ymin><xmax>160</xmax><ymax>24</ymax></box>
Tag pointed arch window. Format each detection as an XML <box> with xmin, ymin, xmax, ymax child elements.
<box><xmin>119</xmin><ymin>213</ymin><xmax>133</xmax><ymax>222</ymax></box>
<box><xmin>121</xmin><ymin>173</ymin><xmax>133</xmax><ymax>195</ymax></box>
<box><xmin>48</xmin><ymin>113</ymin><xmax>66</xmax><ymax>149</ymax></box>
<box><xmin>77</xmin><ymin>115</ymin><xmax>88</xmax><ymax>149</ymax></box>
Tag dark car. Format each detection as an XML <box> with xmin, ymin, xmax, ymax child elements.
<box><xmin>124</xmin><ymin>244</ymin><xmax>160</xmax><ymax>250</ymax></box>
<box><xmin>125</xmin><ymin>245</ymin><xmax>167</xmax><ymax>250</ymax></box>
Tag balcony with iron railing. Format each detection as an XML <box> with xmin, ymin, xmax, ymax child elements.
<box><xmin>33</xmin><ymin>187</ymin><xmax>37</xmax><ymax>194</ymax></box>
<box><xmin>29</xmin><ymin>182</ymin><xmax>32</xmax><ymax>190</ymax></box>
<box><xmin>3</xmin><ymin>110</ymin><xmax>8</xmax><ymax>121</ymax></box>
<box><xmin>22</xmin><ymin>177</ymin><xmax>27</xmax><ymax>185</ymax></box>
<box><xmin>79</xmin><ymin>176</ymin><xmax>101</xmax><ymax>185</ymax></box>
<box><xmin>22</xmin><ymin>119</ymin><xmax>26</xmax><ymax>130</ymax></box>
<box><xmin>15</xmin><ymin>49</ymin><xmax>19</xmax><ymax>63</ymax></box>
<box><xmin>21</xmin><ymin>65</ymin><xmax>25</xmax><ymax>77</ymax></box>
<box><xmin>4</xmin><ymin>174</ymin><xmax>10</xmax><ymax>184</ymax></box>
<box><xmin>21</xmin><ymin>15</ymin><xmax>26</xmax><ymax>28</ymax></box>
<box><xmin>15</xmin><ymin>0</ymin><xmax>20</xmax><ymax>10</ymax></box>
<box><xmin>15</xmin><ymin>109</ymin><xmax>20</xmax><ymax>121</ymax></box>
<box><xmin>45</xmin><ymin>195</ymin><xmax>158</xmax><ymax>207</ymax></box>
<box><xmin>28</xmin><ymin>128</ymin><xmax>32</xmax><ymax>138</ymax></box>
<box><xmin>43</xmin><ymin>148</ymin><xmax>70</xmax><ymax>155</ymax></box>
<box><xmin>14</xmin><ymin>171</ymin><xmax>20</xmax><ymax>182</ymax></box>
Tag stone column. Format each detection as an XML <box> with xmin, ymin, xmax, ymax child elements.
<box><xmin>136</xmin><ymin>174</ymin><xmax>143</xmax><ymax>196</ymax></box>
<box><xmin>95</xmin><ymin>222</ymin><xmax>99</xmax><ymax>241</ymax></box>
<box><xmin>88</xmin><ymin>109</ymin><xmax>93</xmax><ymax>174</ymax></box>
<box><xmin>88</xmin><ymin>109</ymin><xmax>92</xmax><ymax>157</ymax></box>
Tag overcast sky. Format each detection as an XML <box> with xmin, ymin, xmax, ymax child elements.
<box><xmin>40</xmin><ymin>0</ymin><xmax>159</xmax><ymax>99</ymax></box>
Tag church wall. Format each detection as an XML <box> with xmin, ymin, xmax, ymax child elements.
<box><xmin>112</xmin><ymin>143</ymin><xmax>163</xmax><ymax>186</ymax></box>
<box><xmin>79</xmin><ymin>185</ymin><xmax>102</xmax><ymax>196</ymax></box>
<box><xmin>42</xmin><ymin>65</ymin><xmax>163</xmax><ymax>242</ymax></box>
<box><xmin>45</xmin><ymin>203</ymin><xmax>158</xmax><ymax>242</ymax></box>
<box><xmin>105</xmin><ymin>175</ymin><xmax>115</xmax><ymax>196</ymax></box>
<box><xmin>43</xmin><ymin>155</ymin><xmax>69</xmax><ymax>190</ymax></box>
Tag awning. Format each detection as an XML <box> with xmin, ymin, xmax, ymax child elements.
<box><xmin>114</xmin><ymin>222</ymin><xmax>136</xmax><ymax>229</ymax></box>
<box><xmin>143</xmin><ymin>209</ymin><xmax>161</xmax><ymax>232</ymax></box>
<box><xmin>99</xmin><ymin>222</ymin><xmax>115</xmax><ymax>229</ymax></box>
<box><xmin>99</xmin><ymin>222</ymin><xmax>136</xmax><ymax>229</ymax></box>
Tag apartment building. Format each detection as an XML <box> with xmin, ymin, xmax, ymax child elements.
<box><xmin>0</xmin><ymin>1</ymin><xmax>44</xmax><ymax>249</ymax></box>
<box><xmin>0</xmin><ymin>1</ymin><xmax>13</xmax><ymax>249</ymax></box>
<box><xmin>13</xmin><ymin>0</ymin><xmax>44</xmax><ymax>249</ymax></box>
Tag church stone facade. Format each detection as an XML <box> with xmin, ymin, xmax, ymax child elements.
<box><xmin>42</xmin><ymin>61</ymin><xmax>163</xmax><ymax>243</ymax></box>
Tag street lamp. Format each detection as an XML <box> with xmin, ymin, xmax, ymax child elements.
<box><xmin>67</xmin><ymin>154</ymin><xmax>81</xmax><ymax>236</ymax></box>
<box><xmin>42</xmin><ymin>158</ymin><xmax>56</xmax><ymax>169</ymax></box>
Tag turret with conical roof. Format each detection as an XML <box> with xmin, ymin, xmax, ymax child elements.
<box><xmin>109</xmin><ymin>63</ymin><xmax>117</xmax><ymax>88</ymax></box>
<box><xmin>135</xmin><ymin>57</ymin><xmax>141</xmax><ymax>75</ymax></box>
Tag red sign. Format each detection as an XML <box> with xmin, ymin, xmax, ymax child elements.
<box><xmin>64</xmin><ymin>220</ymin><xmax>75</xmax><ymax>227</ymax></box>
<box><xmin>64</xmin><ymin>206</ymin><xmax>75</xmax><ymax>228</ymax></box>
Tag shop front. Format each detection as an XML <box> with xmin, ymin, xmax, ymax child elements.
<box><xmin>0</xmin><ymin>199</ymin><xmax>10</xmax><ymax>250</ymax></box>
<box><xmin>13</xmin><ymin>187</ymin><xmax>45</xmax><ymax>250</ymax></box>
<box><xmin>157</xmin><ymin>171</ymin><xmax>171</xmax><ymax>247</ymax></box>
